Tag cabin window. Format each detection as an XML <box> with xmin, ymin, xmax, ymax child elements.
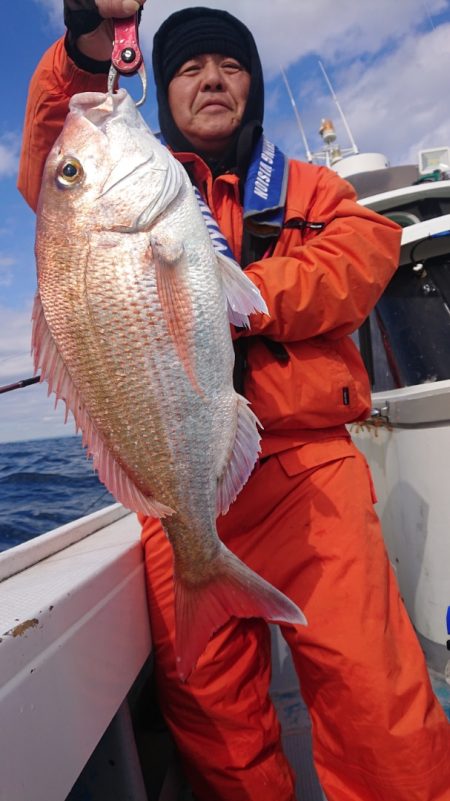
<box><xmin>358</xmin><ymin>254</ymin><xmax>450</xmax><ymax>390</ymax></box>
<box><xmin>382</xmin><ymin>195</ymin><xmax>450</xmax><ymax>222</ymax></box>
<box><xmin>384</xmin><ymin>211</ymin><xmax>420</xmax><ymax>227</ymax></box>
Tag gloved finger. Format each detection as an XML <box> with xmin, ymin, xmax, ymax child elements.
<box><xmin>64</xmin><ymin>0</ymin><xmax>144</xmax><ymax>39</ymax></box>
<box><xmin>95</xmin><ymin>0</ymin><xmax>145</xmax><ymax>18</ymax></box>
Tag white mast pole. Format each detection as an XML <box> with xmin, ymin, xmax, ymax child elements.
<box><xmin>280</xmin><ymin>67</ymin><xmax>313</xmax><ymax>162</ymax></box>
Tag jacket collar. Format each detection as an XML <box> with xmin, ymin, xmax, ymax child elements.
<box><xmin>172</xmin><ymin>136</ymin><xmax>288</xmax><ymax>235</ymax></box>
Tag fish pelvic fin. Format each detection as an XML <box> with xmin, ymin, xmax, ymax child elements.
<box><xmin>175</xmin><ymin>544</ymin><xmax>306</xmax><ymax>682</ymax></box>
<box><xmin>216</xmin><ymin>394</ymin><xmax>262</xmax><ymax>516</ymax></box>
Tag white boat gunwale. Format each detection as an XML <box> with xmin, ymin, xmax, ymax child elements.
<box><xmin>0</xmin><ymin>507</ymin><xmax>152</xmax><ymax>801</ymax></box>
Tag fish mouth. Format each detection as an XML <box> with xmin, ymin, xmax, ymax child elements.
<box><xmin>70</xmin><ymin>89</ymin><xmax>130</xmax><ymax>124</ymax></box>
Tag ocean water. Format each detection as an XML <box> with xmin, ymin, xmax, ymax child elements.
<box><xmin>0</xmin><ymin>435</ymin><xmax>115</xmax><ymax>552</ymax></box>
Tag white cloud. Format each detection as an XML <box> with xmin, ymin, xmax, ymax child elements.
<box><xmin>32</xmin><ymin>0</ymin><xmax>65</xmax><ymax>30</ymax></box>
<box><xmin>330</xmin><ymin>22</ymin><xmax>450</xmax><ymax>165</ymax></box>
<box><xmin>0</xmin><ymin>134</ymin><xmax>20</xmax><ymax>179</ymax></box>
<box><xmin>0</xmin><ymin>381</ymin><xmax>76</xmax><ymax>444</ymax></box>
<box><xmin>139</xmin><ymin>1</ymin><xmax>450</xmax><ymax>165</ymax></box>
<box><xmin>0</xmin><ymin>305</ymin><xmax>76</xmax><ymax>443</ymax></box>
<box><xmin>0</xmin><ymin>255</ymin><xmax>16</xmax><ymax>287</ymax></box>
<box><xmin>0</xmin><ymin>305</ymin><xmax>34</xmax><ymax>382</ymax></box>
<box><xmin>138</xmin><ymin>0</ymin><xmax>448</xmax><ymax>74</ymax></box>
<box><xmin>34</xmin><ymin>0</ymin><xmax>448</xmax><ymax>74</ymax></box>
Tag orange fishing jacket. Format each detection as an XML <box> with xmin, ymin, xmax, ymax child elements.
<box><xmin>18</xmin><ymin>37</ymin><xmax>402</xmax><ymax>456</ymax></box>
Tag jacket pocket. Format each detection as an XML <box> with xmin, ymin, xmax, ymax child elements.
<box><xmin>276</xmin><ymin>438</ymin><xmax>355</xmax><ymax>477</ymax></box>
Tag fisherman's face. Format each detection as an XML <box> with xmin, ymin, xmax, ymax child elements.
<box><xmin>167</xmin><ymin>53</ymin><xmax>251</xmax><ymax>156</ymax></box>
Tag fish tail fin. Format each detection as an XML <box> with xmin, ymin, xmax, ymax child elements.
<box><xmin>175</xmin><ymin>545</ymin><xmax>306</xmax><ymax>681</ymax></box>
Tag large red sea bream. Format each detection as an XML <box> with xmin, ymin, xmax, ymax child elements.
<box><xmin>33</xmin><ymin>89</ymin><xmax>306</xmax><ymax>679</ymax></box>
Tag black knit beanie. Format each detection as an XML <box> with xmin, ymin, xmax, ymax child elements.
<box><xmin>152</xmin><ymin>7</ymin><xmax>264</xmax><ymax>161</ymax></box>
<box><xmin>158</xmin><ymin>11</ymin><xmax>251</xmax><ymax>87</ymax></box>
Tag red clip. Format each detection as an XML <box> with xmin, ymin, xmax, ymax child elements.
<box><xmin>111</xmin><ymin>15</ymin><xmax>143</xmax><ymax>75</ymax></box>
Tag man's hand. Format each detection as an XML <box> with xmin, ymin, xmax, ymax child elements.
<box><xmin>64</xmin><ymin>0</ymin><xmax>145</xmax><ymax>63</ymax></box>
<box><xmin>64</xmin><ymin>0</ymin><xmax>145</xmax><ymax>41</ymax></box>
<box><xmin>94</xmin><ymin>0</ymin><xmax>143</xmax><ymax>18</ymax></box>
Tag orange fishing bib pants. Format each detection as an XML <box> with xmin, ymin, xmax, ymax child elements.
<box><xmin>141</xmin><ymin>438</ymin><xmax>450</xmax><ymax>801</ymax></box>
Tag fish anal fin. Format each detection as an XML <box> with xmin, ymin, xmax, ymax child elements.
<box><xmin>86</xmin><ymin>432</ymin><xmax>174</xmax><ymax>518</ymax></box>
<box><xmin>175</xmin><ymin>545</ymin><xmax>307</xmax><ymax>681</ymax></box>
<box><xmin>32</xmin><ymin>293</ymin><xmax>174</xmax><ymax>518</ymax></box>
<box><xmin>216</xmin><ymin>394</ymin><xmax>262</xmax><ymax>516</ymax></box>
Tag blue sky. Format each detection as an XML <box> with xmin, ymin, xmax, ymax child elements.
<box><xmin>1</xmin><ymin>0</ymin><xmax>450</xmax><ymax>442</ymax></box>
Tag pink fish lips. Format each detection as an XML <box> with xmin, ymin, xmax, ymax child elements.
<box><xmin>33</xmin><ymin>89</ymin><xmax>306</xmax><ymax>681</ymax></box>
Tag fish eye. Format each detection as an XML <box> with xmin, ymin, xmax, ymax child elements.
<box><xmin>56</xmin><ymin>157</ymin><xmax>84</xmax><ymax>188</ymax></box>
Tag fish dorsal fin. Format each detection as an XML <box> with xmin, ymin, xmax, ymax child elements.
<box><xmin>31</xmin><ymin>293</ymin><xmax>173</xmax><ymax>518</ymax></box>
<box><xmin>216</xmin><ymin>394</ymin><xmax>262</xmax><ymax>516</ymax></box>
<box><xmin>217</xmin><ymin>250</ymin><xmax>268</xmax><ymax>327</ymax></box>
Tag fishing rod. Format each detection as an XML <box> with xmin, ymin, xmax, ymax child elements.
<box><xmin>0</xmin><ymin>375</ymin><xmax>40</xmax><ymax>395</ymax></box>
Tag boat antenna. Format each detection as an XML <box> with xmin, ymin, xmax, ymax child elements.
<box><xmin>280</xmin><ymin>67</ymin><xmax>313</xmax><ymax>162</ymax></box>
<box><xmin>318</xmin><ymin>60</ymin><xmax>359</xmax><ymax>155</ymax></box>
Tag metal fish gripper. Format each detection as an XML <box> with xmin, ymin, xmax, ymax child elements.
<box><xmin>107</xmin><ymin>14</ymin><xmax>147</xmax><ymax>107</ymax></box>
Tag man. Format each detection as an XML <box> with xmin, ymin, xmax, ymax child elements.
<box><xmin>18</xmin><ymin>2</ymin><xmax>450</xmax><ymax>800</ymax></box>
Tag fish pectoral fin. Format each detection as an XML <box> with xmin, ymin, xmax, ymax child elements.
<box><xmin>152</xmin><ymin>237</ymin><xmax>203</xmax><ymax>396</ymax></box>
<box><xmin>216</xmin><ymin>394</ymin><xmax>262</xmax><ymax>516</ymax></box>
<box><xmin>174</xmin><ymin>544</ymin><xmax>307</xmax><ymax>682</ymax></box>
<box><xmin>216</xmin><ymin>251</ymin><xmax>269</xmax><ymax>327</ymax></box>
<box><xmin>32</xmin><ymin>293</ymin><xmax>174</xmax><ymax>519</ymax></box>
